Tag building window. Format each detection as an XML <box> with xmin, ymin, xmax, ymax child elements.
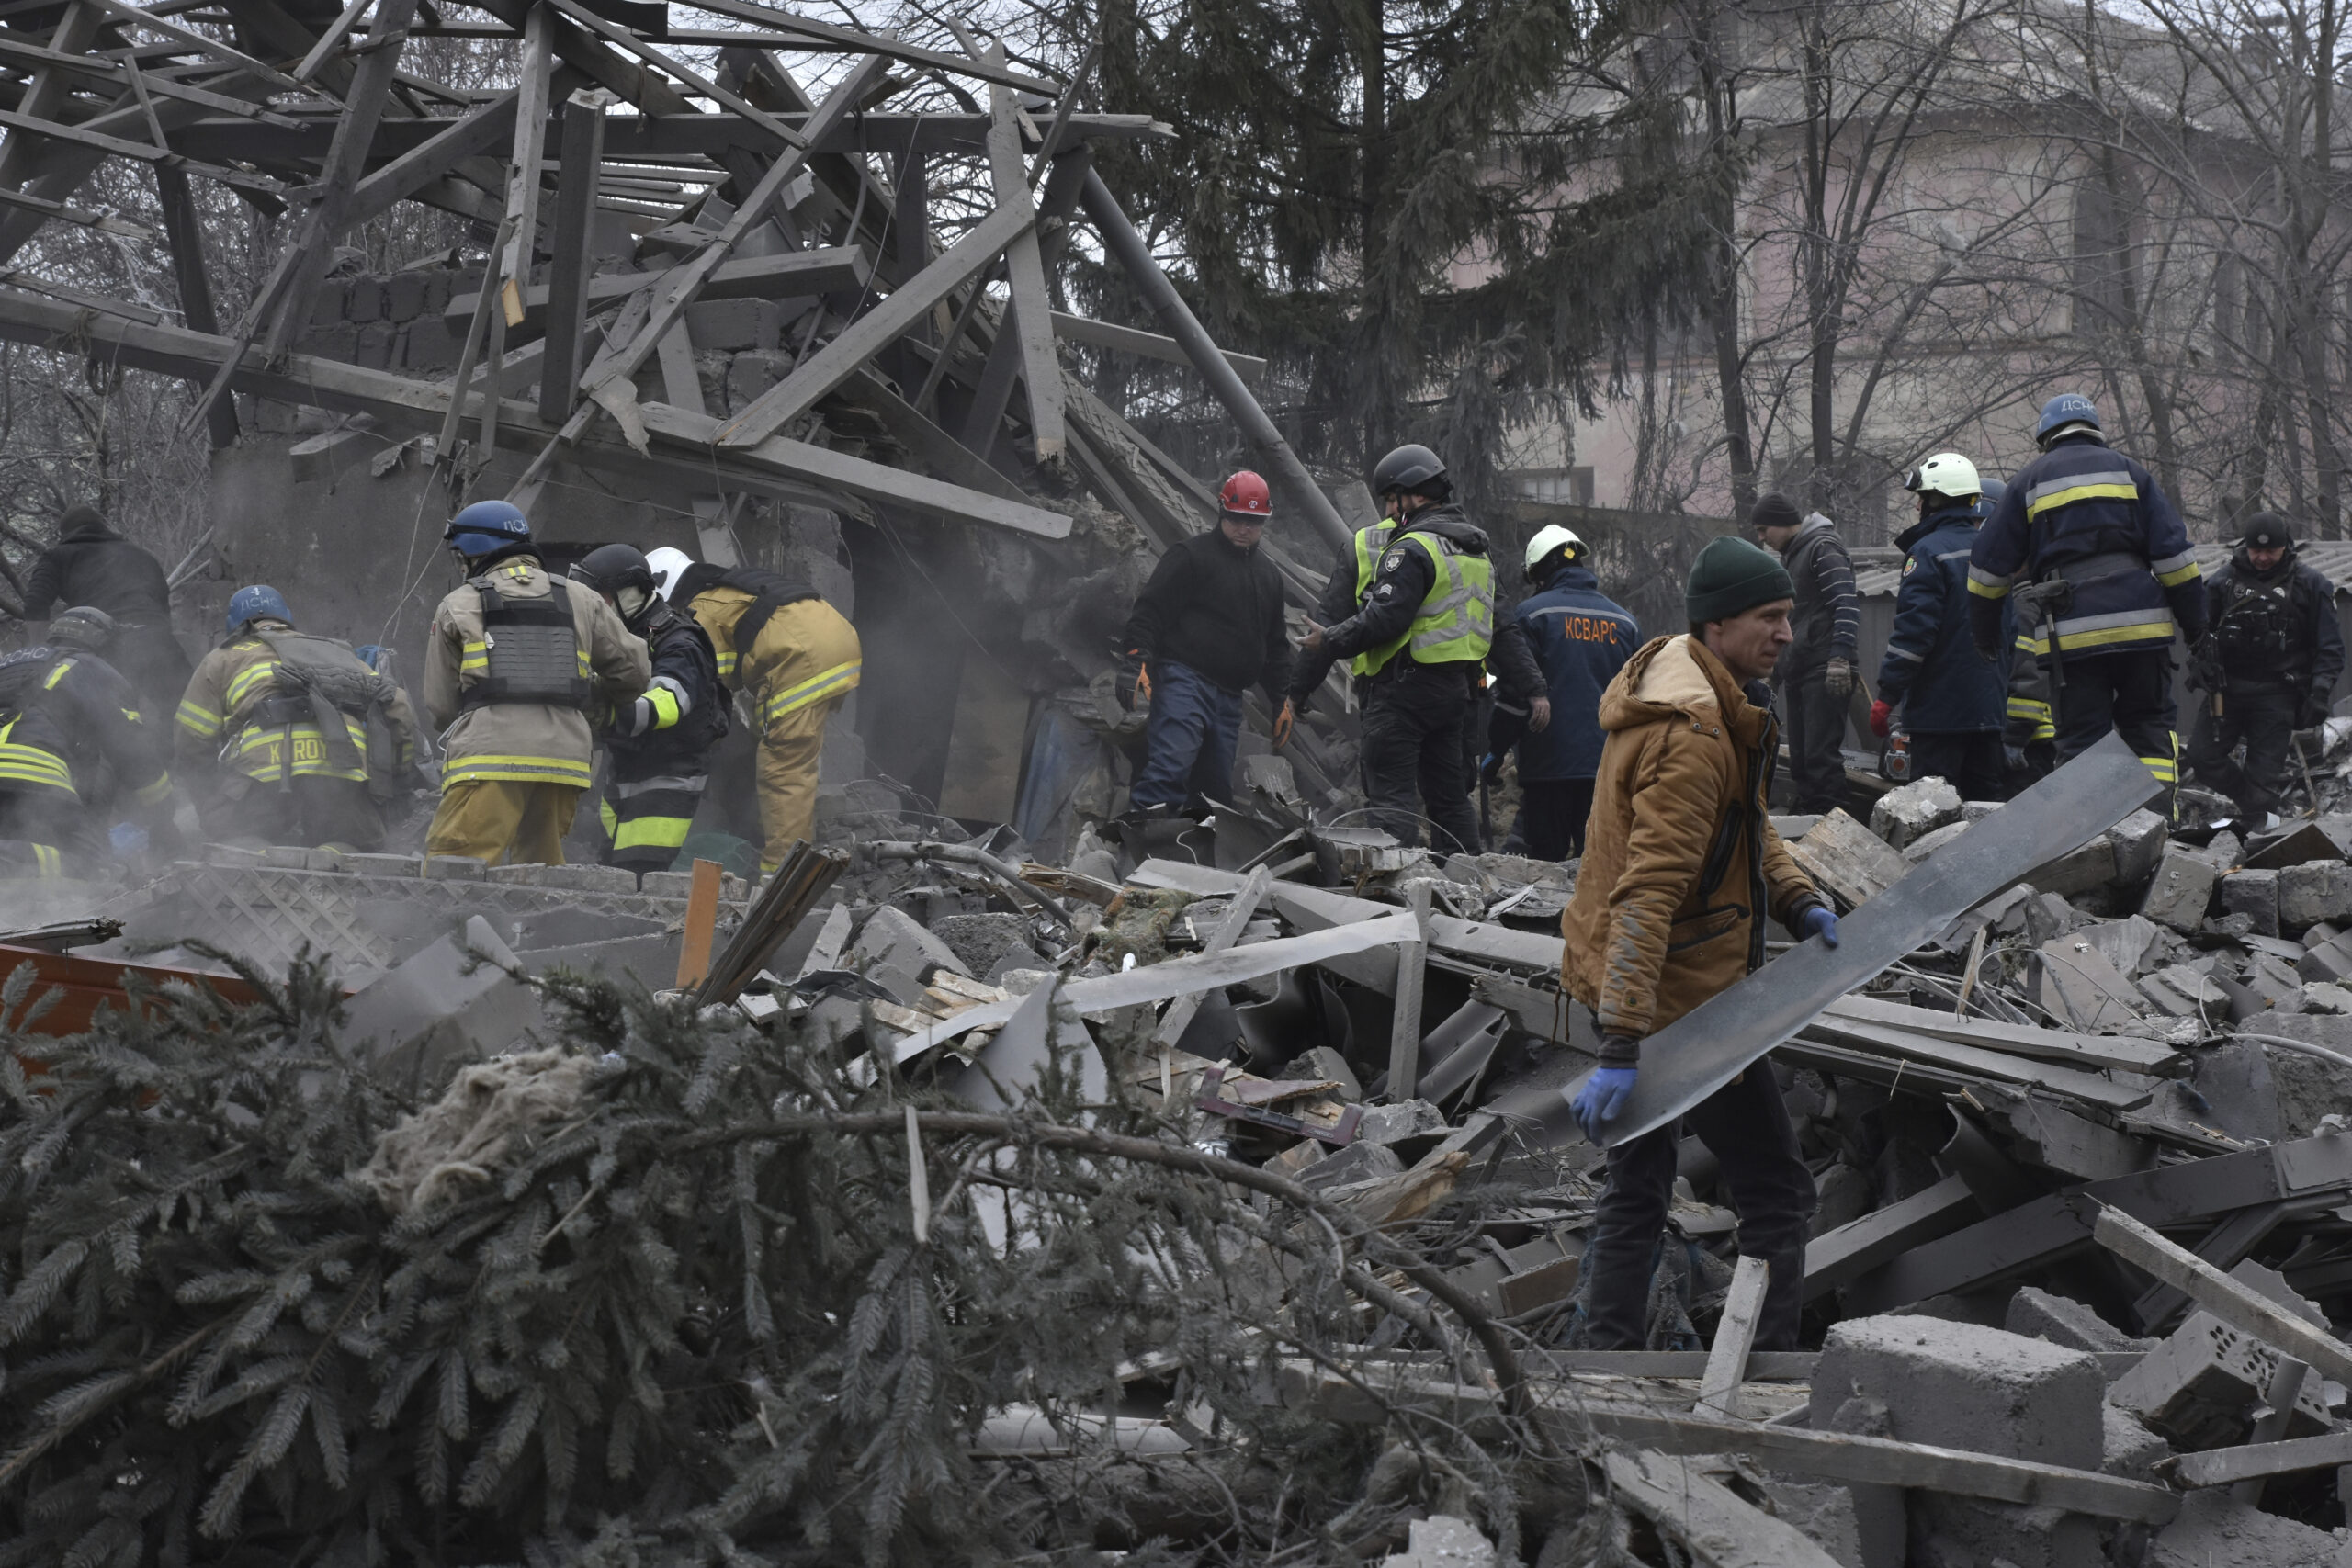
<box><xmin>1513</xmin><ymin>467</ymin><xmax>1595</xmax><ymax>506</ymax></box>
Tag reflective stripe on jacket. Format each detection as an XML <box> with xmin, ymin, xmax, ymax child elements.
<box><xmin>177</xmin><ymin>620</ymin><xmax>420</xmax><ymax>785</ymax></box>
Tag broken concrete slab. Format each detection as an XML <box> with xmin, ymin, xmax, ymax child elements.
<box><xmin>340</xmin><ymin>915</ymin><xmax>546</xmax><ymax>1097</ymax></box>
<box><xmin>2038</xmin><ymin>932</ymin><xmax>2144</xmax><ymax>1032</ymax></box>
<box><xmin>1870</xmin><ymin>776</ymin><xmax>1962</xmax><ymax>851</ymax></box>
<box><xmin>854</xmin><ymin>903</ymin><xmax>972</xmax><ymax>982</ymax></box>
<box><xmin>1808</xmin><ymin>1316</ymin><xmax>2104</xmax><ymax>1470</ymax></box>
<box><xmin>2146</xmin><ymin>1488</ymin><xmax>2346</xmax><ymax>1568</ymax></box>
<box><xmin>1378</xmin><ymin>1513</ymin><xmax>1497</xmax><ymax>1568</ymax></box>
<box><xmin>2279</xmin><ymin>860</ymin><xmax>2352</xmax><ymax>932</ymax></box>
<box><xmin>2142</xmin><ymin>845</ymin><xmax>2221</xmax><ymax>934</ymax></box>
<box><xmin>2003</xmin><ymin>1287</ymin><xmax>2146</xmax><ymax>1355</ymax></box>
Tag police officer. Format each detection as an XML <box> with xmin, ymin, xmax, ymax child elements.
<box><xmin>1487</xmin><ymin>525</ymin><xmax>1629</xmax><ymax>859</ymax></box>
<box><xmin>423</xmin><ymin>502</ymin><xmax>650</xmax><ymax>868</ymax></box>
<box><xmin>1296</xmin><ymin>445</ymin><xmax>1525</xmax><ymax>853</ymax></box>
<box><xmin>648</xmin><ymin>546</ymin><xmax>861</xmax><ymax>874</ymax></box>
<box><xmin>1969</xmin><ymin>394</ymin><xmax>2205</xmax><ymax>795</ymax></box>
<box><xmin>1871</xmin><ymin>454</ymin><xmax>2011</xmax><ymax>801</ymax></box>
<box><xmin>0</xmin><ymin>606</ymin><xmax>177</xmax><ymax>877</ymax></box>
<box><xmin>2186</xmin><ymin>513</ymin><xmax>2345</xmax><ymax>818</ymax></box>
<box><xmin>569</xmin><ymin>544</ymin><xmax>727</xmax><ymax>878</ymax></box>
<box><xmin>175</xmin><ymin>585</ymin><xmax>423</xmax><ymax>852</ymax></box>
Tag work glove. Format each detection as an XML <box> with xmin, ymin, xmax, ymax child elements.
<box><xmin>1272</xmin><ymin>697</ymin><xmax>1295</xmax><ymax>749</ymax></box>
<box><xmin>1799</xmin><ymin>905</ymin><xmax>1840</xmax><ymax>948</ymax></box>
<box><xmin>2301</xmin><ymin>694</ymin><xmax>2334</xmax><ymax>731</ymax></box>
<box><xmin>2004</xmin><ymin>744</ymin><xmax>2028</xmax><ymax>773</ymax></box>
<box><xmin>1529</xmin><ymin>694</ymin><xmax>1552</xmax><ymax>733</ymax></box>
<box><xmin>1569</xmin><ymin>1065</ymin><xmax>1639</xmax><ymax>1144</ymax></box>
<box><xmin>1824</xmin><ymin>657</ymin><xmax>1854</xmax><ymax>698</ymax></box>
<box><xmin>1869</xmin><ymin>699</ymin><xmax>1894</xmax><ymax>739</ymax></box>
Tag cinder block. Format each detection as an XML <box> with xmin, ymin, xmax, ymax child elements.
<box><xmin>2141</xmin><ymin>845</ymin><xmax>2220</xmax><ymax>933</ymax></box>
<box><xmin>1809</xmin><ymin>1315</ymin><xmax>2103</xmax><ymax>1469</ymax></box>
<box><xmin>727</xmin><ymin>350</ymin><xmax>788</xmax><ymax>412</ymax></box>
<box><xmin>300</xmin><ymin>321</ymin><xmax>357</xmax><ymax>361</ymax></box>
<box><xmin>685</xmin><ymin>297</ymin><xmax>779</xmax><ymax>352</ymax></box>
<box><xmin>2002</xmin><ymin>1286</ymin><xmax>2143</xmax><ymax>1354</ymax></box>
<box><xmin>346</xmin><ymin>852</ymin><xmax>421</xmax><ymax>877</ymax></box>
<box><xmin>639</xmin><ymin>871</ymin><xmax>695</xmax><ymax>899</ymax></box>
<box><xmin>422</xmin><ymin>854</ymin><xmax>486</xmax><ymax>882</ymax></box>
<box><xmin>423</xmin><ymin>269</ymin><xmax>453</xmax><ymax>318</ymax></box>
<box><xmin>2218</xmin><ymin>869</ymin><xmax>2280</xmax><ymax>937</ymax></box>
<box><xmin>308</xmin><ymin>278</ymin><xmax>347</xmax><ymax>325</ymax></box>
<box><xmin>344</xmin><ymin>276</ymin><xmax>384</xmax><ymax>322</ymax></box>
<box><xmin>402</xmin><ymin>323</ymin><xmax>454</xmax><ymax>373</ymax></box>
<box><xmin>1870</xmin><ymin>775</ymin><xmax>1962</xmax><ymax>849</ymax></box>
<box><xmin>355</xmin><ymin>321</ymin><xmax>396</xmax><ymax>369</ymax></box>
<box><xmin>2109</xmin><ymin>1309</ymin><xmax>2331</xmax><ymax>1449</ymax></box>
<box><xmin>2108</xmin><ymin>807</ymin><xmax>2170</xmax><ymax>885</ymax></box>
<box><xmin>2280</xmin><ymin>860</ymin><xmax>2352</xmax><ymax>931</ymax></box>
<box><xmin>383</xmin><ymin>269</ymin><xmax>427</xmax><ymax>322</ymax></box>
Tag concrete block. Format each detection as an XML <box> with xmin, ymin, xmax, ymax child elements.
<box><xmin>1960</xmin><ymin>800</ymin><xmax>2001</xmax><ymax>823</ymax></box>
<box><xmin>2108</xmin><ymin>807</ymin><xmax>2170</xmax><ymax>885</ymax></box>
<box><xmin>2304</xmin><ymin>981</ymin><xmax>2352</xmax><ymax>1013</ymax></box>
<box><xmin>485</xmin><ymin>863</ymin><xmax>639</xmax><ymax>893</ymax></box>
<box><xmin>1758</xmin><ymin>1480</ymin><xmax>1868</xmax><ymax>1568</ymax></box>
<box><xmin>638</xmin><ymin>871</ymin><xmax>696</xmax><ymax>899</ymax></box>
<box><xmin>2298</xmin><ymin>929</ymin><xmax>2352</xmax><ymax>984</ymax></box>
<box><xmin>1912</xmin><ymin>1500</ymin><xmax>2096</xmax><ymax>1568</ymax></box>
<box><xmin>1356</xmin><ymin>1099</ymin><xmax>1446</xmax><ymax>1145</ymax></box>
<box><xmin>684</xmin><ymin>297</ymin><xmax>779</xmax><ymax>352</ymax></box>
<box><xmin>1899</xmin><ymin>818</ymin><xmax>1968</xmax><ymax>864</ymax></box>
<box><xmin>2021</xmin><ymin>890</ymin><xmax>2077</xmax><ymax>945</ymax></box>
<box><xmin>355</xmin><ymin>321</ymin><xmax>395</xmax><ymax>370</ymax></box>
<box><xmin>346</xmin><ymin>852</ymin><xmax>421</xmax><ymax>878</ymax></box>
<box><xmin>2141</xmin><ymin>845</ymin><xmax>2221</xmax><ymax>933</ymax></box>
<box><xmin>852</xmin><ymin>904</ymin><xmax>970</xmax><ymax>981</ymax></box>
<box><xmin>2002</xmin><ymin>1286</ymin><xmax>2143</xmax><ymax>1353</ymax></box>
<box><xmin>308</xmin><ymin>278</ymin><xmax>347</xmax><ymax>325</ymax></box>
<box><xmin>2101</xmin><ymin>1404</ymin><xmax>2169</xmax><ymax>1483</ymax></box>
<box><xmin>344</xmin><ymin>276</ymin><xmax>384</xmax><ymax>322</ymax></box>
<box><xmin>402</xmin><ymin>321</ymin><xmax>454</xmax><ymax>372</ymax></box>
<box><xmin>727</xmin><ymin>350</ymin><xmax>788</xmax><ymax>411</ymax></box>
<box><xmin>340</xmin><ymin>915</ymin><xmax>545</xmax><ymax>1096</ymax></box>
<box><xmin>1379</xmin><ymin>1515</ymin><xmax>1493</xmax><ymax>1568</ymax></box>
<box><xmin>1870</xmin><ymin>775</ymin><xmax>1962</xmax><ymax>850</ymax></box>
<box><xmin>2192</xmin><ymin>1037</ymin><xmax>2287</xmax><ymax>1143</ymax></box>
<box><xmin>2109</xmin><ymin>1309</ymin><xmax>2331</xmax><ymax>1449</ymax></box>
<box><xmin>2148</xmin><ymin>1489</ymin><xmax>2347</xmax><ymax>1568</ymax></box>
<box><xmin>2218</xmin><ymin>869</ymin><xmax>2281</xmax><ymax>937</ymax></box>
<box><xmin>1808</xmin><ymin>1315</ymin><xmax>2102</xmax><ymax>1469</ymax></box>
<box><xmin>261</xmin><ymin>844</ymin><xmax>312</xmax><ymax>869</ymax></box>
<box><xmin>421</xmin><ymin>854</ymin><xmax>486</xmax><ymax>881</ymax></box>
<box><xmin>383</xmin><ymin>269</ymin><xmax>427</xmax><ymax>322</ymax></box>
<box><xmin>1297</xmin><ymin>1139</ymin><xmax>1404</xmax><ymax>1192</ymax></box>
<box><xmin>2280</xmin><ymin>859</ymin><xmax>2352</xmax><ymax>931</ymax></box>
<box><xmin>1814</xmin><ymin>1396</ymin><xmax>1904</xmax><ymax>1568</ymax></box>
<box><xmin>299</xmin><ymin>321</ymin><xmax>356</xmax><ymax>361</ymax></box>
<box><xmin>2025</xmin><ymin>833</ymin><xmax>2119</xmax><ymax>897</ymax></box>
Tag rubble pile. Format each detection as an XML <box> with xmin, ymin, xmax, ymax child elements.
<box><xmin>32</xmin><ymin>746</ymin><xmax>2352</xmax><ymax>1561</ymax></box>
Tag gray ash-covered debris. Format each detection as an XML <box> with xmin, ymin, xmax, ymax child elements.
<box><xmin>36</xmin><ymin>757</ymin><xmax>2352</xmax><ymax>1562</ymax></box>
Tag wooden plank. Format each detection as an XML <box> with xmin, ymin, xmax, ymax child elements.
<box><xmin>153</xmin><ymin>164</ymin><xmax>236</xmax><ymax>446</ymax></box>
<box><xmin>475</xmin><ymin>2</ymin><xmax>553</xmax><ymax>464</ymax></box>
<box><xmin>717</xmin><ymin>199</ymin><xmax>1034</xmax><ymax>448</ymax></box>
<box><xmin>1052</xmin><ymin>310</ymin><xmax>1267</xmax><ymax>381</ymax></box>
<box><xmin>837</xmin><ymin>366</ymin><xmax>1032</xmax><ymax>503</ymax></box>
<box><xmin>1387</xmin><ymin>879</ymin><xmax>1432</xmax><ymax>1099</ymax></box>
<box><xmin>537</xmin><ymin>87</ymin><xmax>606</xmax><ymax>423</ymax></box>
<box><xmin>543</xmin><ymin>0</ymin><xmax>799</xmax><ymax>149</ymax></box>
<box><xmin>446</xmin><ymin>246</ymin><xmax>868</xmax><ymax>336</ymax></box>
<box><xmin>292</xmin><ymin>0</ymin><xmax>374</xmax><ymax>82</ymax></box>
<box><xmin>1804</xmin><ymin>1171</ymin><xmax>1979</xmax><ymax>1299</ymax></box>
<box><xmin>1154</xmin><ymin>863</ymin><xmax>1270</xmax><ymax>1048</ymax></box>
<box><xmin>2171</xmin><ymin>1426</ymin><xmax>2352</xmax><ymax>1490</ymax></box>
<box><xmin>669</xmin><ymin>0</ymin><xmax>1065</xmax><ymax>95</ymax></box>
<box><xmin>979</xmin><ymin>51</ymin><xmax>1061</xmax><ymax>461</ymax></box>
<box><xmin>2092</xmin><ymin>1205</ymin><xmax>2352</xmax><ymax>1386</ymax></box>
<box><xmin>675</xmin><ymin>859</ymin><xmax>723</xmax><ymax>988</ymax></box>
<box><xmin>0</xmin><ymin>105</ymin><xmax>280</xmax><ymax>192</ymax></box>
<box><xmin>1796</xmin><ymin>1015</ymin><xmax>2157</xmax><ymax>1109</ymax></box>
<box><xmin>1696</xmin><ymin>1256</ymin><xmax>1768</xmax><ymax>1417</ymax></box>
<box><xmin>654</xmin><ymin>320</ymin><xmax>702</xmax><ymax>413</ymax></box>
<box><xmin>1821</xmin><ymin>993</ymin><xmax>2179</xmax><ymax>1075</ymax></box>
<box><xmin>1602</xmin><ymin>1450</ymin><xmax>1844</xmax><ymax>1568</ymax></box>
<box><xmin>1534</xmin><ymin>1350</ymin><xmax>1816</xmax><ymax>1382</ymax></box>
<box><xmin>345</xmin><ymin>90</ymin><xmax>516</xmax><ymax>227</ymax></box>
<box><xmin>1783</xmin><ymin>807</ymin><xmax>1905</xmax><ymax>909</ymax></box>
<box><xmin>0</xmin><ymin>0</ymin><xmax>102</xmax><ymax>209</ymax></box>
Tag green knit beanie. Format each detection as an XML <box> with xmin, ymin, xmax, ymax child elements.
<box><xmin>1686</xmin><ymin>534</ymin><xmax>1796</xmax><ymax>626</ymax></box>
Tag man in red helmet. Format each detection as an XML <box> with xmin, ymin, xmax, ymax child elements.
<box><xmin>1114</xmin><ymin>471</ymin><xmax>1297</xmax><ymax>813</ymax></box>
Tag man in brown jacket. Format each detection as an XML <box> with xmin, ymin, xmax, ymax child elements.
<box><xmin>1560</xmin><ymin>535</ymin><xmax>1838</xmax><ymax>1351</ymax></box>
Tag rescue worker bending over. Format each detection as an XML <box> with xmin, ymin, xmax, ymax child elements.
<box><xmin>1487</xmin><ymin>525</ymin><xmax>1627</xmax><ymax>860</ymax></box>
<box><xmin>2186</xmin><ymin>513</ymin><xmax>2345</xmax><ymax>818</ymax></box>
<box><xmin>1871</xmin><ymin>455</ymin><xmax>2013</xmax><ymax>802</ymax></box>
<box><xmin>176</xmin><ymin>585</ymin><xmax>424</xmax><ymax>852</ymax></box>
<box><xmin>1114</xmin><ymin>470</ymin><xmax>1296</xmax><ymax>816</ymax></box>
<box><xmin>424</xmin><ymin>502</ymin><xmax>649</xmax><ymax>867</ymax></box>
<box><xmin>22</xmin><ymin>504</ymin><xmax>192</xmax><ymax>717</ymax></box>
<box><xmin>0</xmin><ymin>606</ymin><xmax>176</xmax><ymax>878</ymax></box>
<box><xmin>1969</xmin><ymin>394</ymin><xmax>2205</xmax><ymax>796</ymax></box>
<box><xmin>650</xmin><ymin>547</ymin><xmax>860</xmax><ymax>873</ymax></box>
<box><xmin>1560</xmin><ymin>536</ymin><xmax>1836</xmax><ymax>1350</ymax></box>
<box><xmin>1296</xmin><ymin>444</ymin><xmax>1538</xmax><ymax>853</ymax></box>
<box><xmin>569</xmin><ymin>545</ymin><xmax>727</xmax><ymax>878</ymax></box>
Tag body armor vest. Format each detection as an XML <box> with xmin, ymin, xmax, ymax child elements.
<box><xmin>459</xmin><ymin>578</ymin><xmax>592</xmax><ymax>712</ymax></box>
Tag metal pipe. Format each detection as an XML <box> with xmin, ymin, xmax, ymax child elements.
<box><xmin>869</xmin><ymin>840</ymin><xmax>1076</xmax><ymax>926</ymax></box>
<box><xmin>1078</xmin><ymin>168</ymin><xmax>1351</xmax><ymax>554</ymax></box>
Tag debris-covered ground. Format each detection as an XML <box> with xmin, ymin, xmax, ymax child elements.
<box><xmin>23</xmin><ymin>737</ymin><xmax>2352</xmax><ymax>1564</ymax></box>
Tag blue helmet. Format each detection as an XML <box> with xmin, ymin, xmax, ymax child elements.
<box><xmin>444</xmin><ymin>499</ymin><xmax>532</xmax><ymax>558</ymax></box>
<box><xmin>1974</xmin><ymin>477</ymin><xmax>2007</xmax><ymax>520</ymax></box>
<box><xmin>2034</xmin><ymin>394</ymin><xmax>2100</xmax><ymax>446</ymax></box>
<box><xmin>226</xmin><ymin>584</ymin><xmax>291</xmax><ymax>634</ymax></box>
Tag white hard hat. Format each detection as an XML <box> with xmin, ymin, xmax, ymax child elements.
<box><xmin>1905</xmin><ymin>452</ymin><xmax>1983</xmax><ymax>502</ymax></box>
<box><xmin>646</xmin><ymin>545</ymin><xmax>695</xmax><ymax>601</ymax></box>
<box><xmin>1524</xmin><ymin>523</ymin><xmax>1589</xmax><ymax>575</ymax></box>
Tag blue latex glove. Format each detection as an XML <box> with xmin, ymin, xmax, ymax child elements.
<box><xmin>1800</xmin><ymin>905</ymin><xmax>1840</xmax><ymax>948</ymax></box>
<box><xmin>1569</xmin><ymin>1066</ymin><xmax>1639</xmax><ymax>1143</ymax></box>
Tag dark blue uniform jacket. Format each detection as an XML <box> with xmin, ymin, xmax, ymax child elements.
<box><xmin>1879</xmin><ymin>504</ymin><xmax>2010</xmax><ymax>734</ymax></box>
<box><xmin>1487</xmin><ymin>566</ymin><xmax>1638</xmax><ymax>780</ymax></box>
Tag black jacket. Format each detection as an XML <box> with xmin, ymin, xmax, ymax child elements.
<box><xmin>1121</xmin><ymin>525</ymin><xmax>1295</xmax><ymax>701</ymax></box>
<box><xmin>1775</xmin><ymin>515</ymin><xmax>1860</xmax><ymax>679</ymax></box>
<box><xmin>606</xmin><ymin>600</ymin><xmax>728</xmax><ymax>781</ymax></box>
<box><xmin>0</xmin><ymin>646</ymin><xmax>171</xmax><ymax>808</ymax></box>
<box><xmin>23</xmin><ymin>513</ymin><xmax>174</xmax><ymax>626</ymax></box>
<box><xmin>2206</xmin><ymin>547</ymin><xmax>2346</xmax><ymax>698</ymax></box>
<box><xmin>1287</xmin><ymin>507</ymin><xmax>1541</xmax><ymax>705</ymax></box>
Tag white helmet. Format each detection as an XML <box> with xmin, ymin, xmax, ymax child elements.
<box><xmin>646</xmin><ymin>545</ymin><xmax>695</xmax><ymax>602</ymax></box>
<box><xmin>1905</xmin><ymin>452</ymin><xmax>1982</xmax><ymax>502</ymax></box>
<box><xmin>1523</xmin><ymin>523</ymin><xmax>1589</xmax><ymax>577</ymax></box>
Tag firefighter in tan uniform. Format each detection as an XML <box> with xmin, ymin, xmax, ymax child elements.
<box><xmin>424</xmin><ymin>502</ymin><xmax>650</xmax><ymax>866</ymax></box>
<box><xmin>648</xmin><ymin>547</ymin><xmax>860</xmax><ymax>872</ymax></box>
<box><xmin>175</xmin><ymin>584</ymin><xmax>424</xmax><ymax>851</ymax></box>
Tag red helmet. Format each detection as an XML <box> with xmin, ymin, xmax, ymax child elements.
<box><xmin>1219</xmin><ymin>470</ymin><xmax>1272</xmax><ymax>518</ymax></box>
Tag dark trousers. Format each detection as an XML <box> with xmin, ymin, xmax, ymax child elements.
<box><xmin>1907</xmin><ymin>730</ymin><xmax>2008</xmax><ymax>802</ymax></box>
<box><xmin>1521</xmin><ymin>777</ymin><xmax>1595</xmax><ymax>860</ymax></box>
<box><xmin>1778</xmin><ymin>671</ymin><xmax>1849</xmax><ymax>815</ymax></box>
<box><xmin>206</xmin><ymin>775</ymin><xmax>385</xmax><ymax>852</ymax></box>
<box><xmin>2188</xmin><ymin>687</ymin><xmax>2302</xmax><ymax>816</ymax></box>
<box><xmin>1131</xmin><ymin>660</ymin><xmax>1243</xmax><ymax>810</ymax></box>
<box><xmin>1584</xmin><ymin>1066</ymin><xmax>1815</xmax><ymax>1351</ymax></box>
<box><xmin>599</xmin><ymin>769</ymin><xmax>708</xmax><ymax>875</ymax></box>
<box><xmin>1360</xmin><ymin>663</ymin><xmax>1481</xmax><ymax>854</ymax></box>
<box><xmin>2052</xmin><ymin>649</ymin><xmax>2177</xmax><ymax>771</ymax></box>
